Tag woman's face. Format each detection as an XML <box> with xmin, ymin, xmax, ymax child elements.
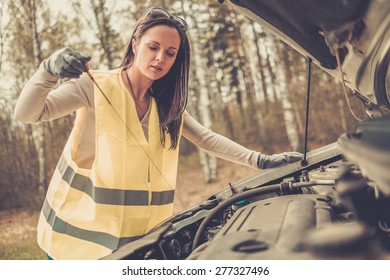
<box><xmin>133</xmin><ymin>25</ymin><xmax>181</xmax><ymax>81</ymax></box>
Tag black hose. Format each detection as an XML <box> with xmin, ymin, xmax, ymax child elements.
<box><xmin>192</xmin><ymin>184</ymin><xmax>281</xmax><ymax>250</ymax></box>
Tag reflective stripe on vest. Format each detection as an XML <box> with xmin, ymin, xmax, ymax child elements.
<box><xmin>57</xmin><ymin>154</ymin><xmax>175</xmax><ymax>206</ymax></box>
<box><xmin>41</xmin><ymin>198</ymin><xmax>142</xmax><ymax>250</ymax></box>
<box><xmin>37</xmin><ymin>69</ymin><xmax>182</xmax><ymax>259</ymax></box>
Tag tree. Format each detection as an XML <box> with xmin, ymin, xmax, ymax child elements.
<box><xmin>72</xmin><ymin>0</ymin><xmax>123</xmax><ymax>68</ymax></box>
<box><xmin>182</xmin><ymin>0</ymin><xmax>218</xmax><ymax>183</ymax></box>
<box><xmin>1</xmin><ymin>0</ymin><xmax>89</xmax><ymax>209</ymax></box>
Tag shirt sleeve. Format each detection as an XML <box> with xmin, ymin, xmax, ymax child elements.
<box><xmin>182</xmin><ymin>110</ymin><xmax>260</xmax><ymax>169</ymax></box>
<box><xmin>14</xmin><ymin>61</ymin><xmax>93</xmax><ymax>124</ymax></box>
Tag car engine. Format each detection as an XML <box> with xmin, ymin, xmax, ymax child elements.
<box><xmin>103</xmin><ymin>117</ymin><xmax>390</xmax><ymax>260</ymax></box>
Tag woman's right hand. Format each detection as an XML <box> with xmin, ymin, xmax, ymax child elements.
<box><xmin>44</xmin><ymin>47</ymin><xmax>91</xmax><ymax>78</ymax></box>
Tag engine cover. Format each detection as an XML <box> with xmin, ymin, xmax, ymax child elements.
<box><xmin>189</xmin><ymin>194</ymin><xmax>334</xmax><ymax>259</ymax></box>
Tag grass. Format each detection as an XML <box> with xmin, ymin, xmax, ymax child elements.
<box><xmin>0</xmin><ymin>210</ymin><xmax>45</xmax><ymax>260</ymax></box>
<box><xmin>0</xmin><ymin>240</ymin><xmax>45</xmax><ymax>260</ymax></box>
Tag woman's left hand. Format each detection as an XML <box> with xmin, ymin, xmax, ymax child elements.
<box><xmin>258</xmin><ymin>151</ymin><xmax>303</xmax><ymax>169</ymax></box>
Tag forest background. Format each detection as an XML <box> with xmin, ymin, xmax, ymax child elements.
<box><xmin>0</xmin><ymin>0</ymin><xmax>364</xmax><ymax>216</ymax></box>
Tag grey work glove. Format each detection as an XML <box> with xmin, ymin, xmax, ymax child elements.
<box><xmin>258</xmin><ymin>151</ymin><xmax>303</xmax><ymax>169</ymax></box>
<box><xmin>44</xmin><ymin>47</ymin><xmax>91</xmax><ymax>79</ymax></box>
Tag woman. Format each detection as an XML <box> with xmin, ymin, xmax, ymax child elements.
<box><xmin>14</xmin><ymin>7</ymin><xmax>302</xmax><ymax>259</ymax></box>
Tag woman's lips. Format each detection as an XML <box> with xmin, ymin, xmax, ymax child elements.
<box><xmin>150</xmin><ymin>65</ymin><xmax>163</xmax><ymax>71</ymax></box>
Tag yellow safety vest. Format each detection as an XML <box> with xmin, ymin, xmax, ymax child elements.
<box><xmin>37</xmin><ymin>69</ymin><xmax>182</xmax><ymax>259</ymax></box>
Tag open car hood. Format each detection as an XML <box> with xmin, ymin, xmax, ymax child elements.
<box><xmin>224</xmin><ymin>0</ymin><xmax>390</xmax><ymax>110</ymax></box>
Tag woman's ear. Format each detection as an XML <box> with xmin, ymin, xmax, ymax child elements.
<box><xmin>132</xmin><ymin>39</ymin><xmax>138</xmax><ymax>55</ymax></box>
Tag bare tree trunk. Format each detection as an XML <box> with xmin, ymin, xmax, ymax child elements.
<box><xmin>272</xmin><ymin>38</ymin><xmax>300</xmax><ymax>150</ymax></box>
<box><xmin>187</xmin><ymin>3</ymin><xmax>217</xmax><ymax>183</ymax></box>
<box><xmin>201</xmin><ymin>11</ymin><xmax>230</xmax><ymax>139</ymax></box>
<box><xmin>196</xmin><ymin>60</ymin><xmax>218</xmax><ymax>183</ymax></box>
<box><xmin>29</xmin><ymin>0</ymin><xmax>43</xmax><ymax>65</ymax></box>
<box><xmin>73</xmin><ymin>0</ymin><xmax>121</xmax><ymax>68</ymax></box>
<box><xmin>0</xmin><ymin>2</ymin><xmax>6</xmax><ymax>76</ymax></box>
<box><xmin>90</xmin><ymin>0</ymin><xmax>115</xmax><ymax>68</ymax></box>
<box><xmin>251</xmin><ymin>24</ymin><xmax>269</xmax><ymax>106</ymax></box>
<box><xmin>27</xmin><ymin>0</ymin><xmax>47</xmax><ymax>193</ymax></box>
<box><xmin>261</xmin><ymin>37</ymin><xmax>278</xmax><ymax>104</ymax></box>
<box><xmin>231</xmin><ymin>16</ymin><xmax>260</xmax><ymax>141</ymax></box>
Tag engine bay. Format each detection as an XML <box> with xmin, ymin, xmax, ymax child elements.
<box><xmin>189</xmin><ymin>162</ymin><xmax>387</xmax><ymax>260</ymax></box>
<box><xmin>103</xmin><ymin>117</ymin><xmax>390</xmax><ymax>260</ymax></box>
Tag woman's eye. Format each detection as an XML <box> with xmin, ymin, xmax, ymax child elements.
<box><xmin>167</xmin><ymin>52</ymin><xmax>176</xmax><ymax>57</ymax></box>
<box><xmin>149</xmin><ymin>46</ymin><xmax>158</xmax><ymax>51</ymax></box>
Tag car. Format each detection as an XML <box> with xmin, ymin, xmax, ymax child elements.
<box><xmin>102</xmin><ymin>0</ymin><xmax>390</xmax><ymax>260</ymax></box>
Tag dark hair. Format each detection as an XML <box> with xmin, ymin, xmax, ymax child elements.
<box><xmin>119</xmin><ymin>10</ymin><xmax>190</xmax><ymax>150</ymax></box>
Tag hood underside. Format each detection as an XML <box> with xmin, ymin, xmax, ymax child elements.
<box><xmin>225</xmin><ymin>0</ymin><xmax>390</xmax><ymax>110</ymax></box>
<box><xmin>228</xmin><ymin>0</ymin><xmax>369</xmax><ymax>69</ymax></box>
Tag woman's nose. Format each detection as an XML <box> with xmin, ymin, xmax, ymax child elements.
<box><xmin>155</xmin><ymin>51</ymin><xmax>165</xmax><ymax>63</ymax></box>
